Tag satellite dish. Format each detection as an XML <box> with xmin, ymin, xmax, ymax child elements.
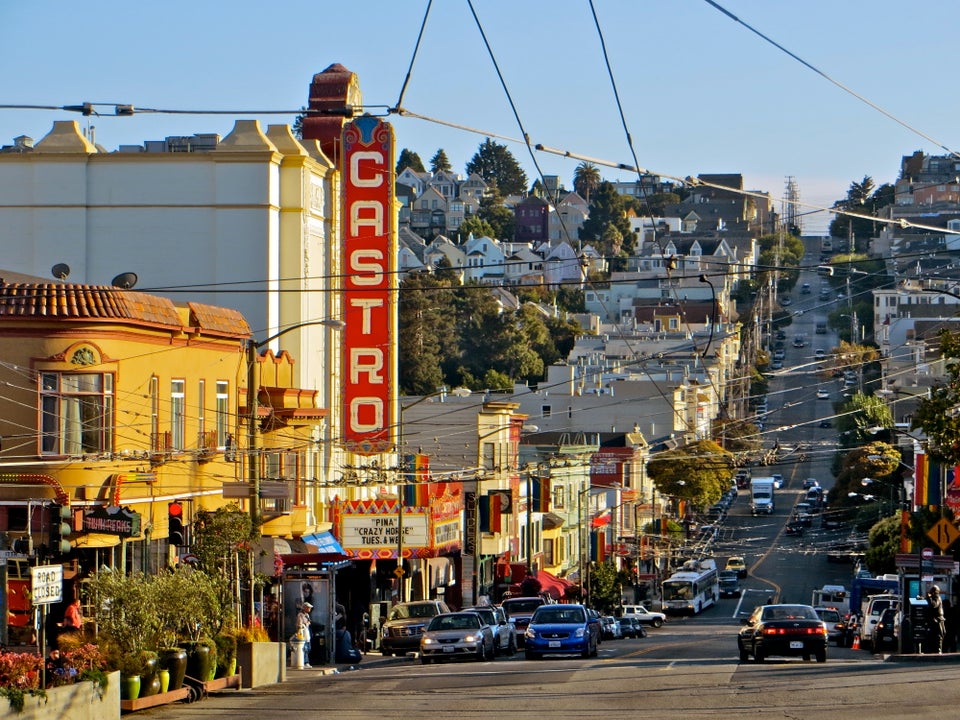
<box><xmin>51</xmin><ymin>263</ymin><xmax>71</xmax><ymax>280</ymax></box>
<box><xmin>111</xmin><ymin>272</ymin><xmax>138</xmax><ymax>289</ymax></box>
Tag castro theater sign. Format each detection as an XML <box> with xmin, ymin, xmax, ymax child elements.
<box><xmin>341</xmin><ymin>115</ymin><xmax>395</xmax><ymax>454</ymax></box>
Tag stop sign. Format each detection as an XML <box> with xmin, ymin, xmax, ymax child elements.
<box><xmin>922</xmin><ymin>548</ymin><xmax>933</xmax><ymax>559</ymax></box>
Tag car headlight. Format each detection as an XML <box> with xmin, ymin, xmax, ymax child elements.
<box><xmin>422</xmin><ymin>637</ymin><xmax>435</xmax><ymax>645</ymax></box>
<box><xmin>575</xmin><ymin>627</ymin><xmax>585</xmax><ymax>638</ymax></box>
<box><xmin>525</xmin><ymin>628</ymin><xmax>535</xmax><ymax>639</ymax></box>
<box><xmin>464</xmin><ymin>634</ymin><xmax>478</xmax><ymax>643</ymax></box>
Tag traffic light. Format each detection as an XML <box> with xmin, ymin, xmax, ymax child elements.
<box><xmin>168</xmin><ymin>501</ymin><xmax>186</xmax><ymax>546</ymax></box>
<box><xmin>50</xmin><ymin>504</ymin><xmax>73</xmax><ymax>555</ymax></box>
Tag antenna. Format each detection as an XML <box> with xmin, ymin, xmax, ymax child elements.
<box><xmin>51</xmin><ymin>263</ymin><xmax>71</xmax><ymax>280</ymax></box>
<box><xmin>111</xmin><ymin>272</ymin><xmax>138</xmax><ymax>289</ymax></box>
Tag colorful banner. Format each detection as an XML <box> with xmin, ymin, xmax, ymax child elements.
<box><xmin>532</xmin><ymin>477</ymin><xmax>551</xmax><ymax>513</ymax></box>
<box><xmin>341</xmin><ymin>116</ymin><xmax>395</xmax><ymax>454</ymax></box>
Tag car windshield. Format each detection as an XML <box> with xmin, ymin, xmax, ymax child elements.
<box><xmin>761</xmin><ymin>605</ymin><xmax>819</xmax><ymax>621</ymax></box>
<box><xmin>466</xmin><ymin>608</ymin><xmax>495</xmax><ymax>624</ymax></box>
<box><xmin>502</xmin><ymin>599</ymin><xmax>542</xmax><ymax>616</ymax></box>
<box><xmin>428</xmin><ymin>614</ymin><xmax>480</xmax><ymax>631</ymax></box>
<box><xmin>389</xmin><ymin>603</ymin><xmax>439</xmax><ymax>620</ymax></box>
<box><xmin>533</xmin><ymin>607</ymin><xmax>585</xmax><ymax>624</ymax></box>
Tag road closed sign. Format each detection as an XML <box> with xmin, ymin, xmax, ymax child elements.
<box><xmin>31</xmin><ymin>564</ymin><xmax>63</xmax><ymax>605</ymax></box>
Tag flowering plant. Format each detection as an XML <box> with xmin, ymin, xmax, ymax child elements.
<box><xmin>0</xmin><ymin>652</ymin><xmax>44</xmax><ymax>712</ymax></box>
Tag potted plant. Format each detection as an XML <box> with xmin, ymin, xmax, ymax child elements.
<box><xmin>214</xmin><ymin>632</ymin><xmax>238</xmax><ymax>678</ymax></box>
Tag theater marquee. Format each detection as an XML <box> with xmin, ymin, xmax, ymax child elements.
<box><xmin>341</xmin><ymin>116</ymin><xmax>396</xmax><ymax>454</ymax></box>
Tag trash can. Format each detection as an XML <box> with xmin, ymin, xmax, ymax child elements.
<box><xmin>289</xmin><ymin>638</ymin><xmax>306</xmax><ymax>669</ymax></box>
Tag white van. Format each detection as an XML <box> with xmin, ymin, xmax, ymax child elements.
<box><xmin>859</xmin><ymin>594</ymin><xmax>900</xmax><ymax>650</ymax></box>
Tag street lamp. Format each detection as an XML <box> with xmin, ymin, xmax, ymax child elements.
<box><xmin>247</xmin><ymin>318</ymin><xmax>345</xmax><ymax>528</ymax></box>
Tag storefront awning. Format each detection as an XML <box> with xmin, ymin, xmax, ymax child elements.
<box><xmin>71</xmin><ymin>533</ymin><xmax>121</xmax><ymax>549</ymax></box>
<box><xmin>536</xmin><ymin>570</ymin><xmax>575</xmax><ymax>601</ymax></box>
<box><xmin>301</xmin><ymin>531</ymin><xmax>345</xmax><ymax>555</ymax></box>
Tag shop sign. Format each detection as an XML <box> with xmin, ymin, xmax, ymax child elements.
<box><xmin>82</xmin><ymin>506</ymin><xmax>141</xmax><ymax>537</ymax></box>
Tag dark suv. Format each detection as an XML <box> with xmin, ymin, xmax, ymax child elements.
<box><xmin>500</xmin><ymin>596</ymin><xmax>549</xmax><ymax>647</ymax></box>
<box><xmin>380</xmin><ymin>600</ymin><xmax>451</xmax><ymax>656</ymax></box>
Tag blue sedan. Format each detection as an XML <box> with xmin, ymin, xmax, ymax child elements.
<box><xmin>524</xmin><ymin>604</ymin><xmax>599</xmax><ymax>659</ymax></box>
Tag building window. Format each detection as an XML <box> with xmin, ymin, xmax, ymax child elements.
<box><xmin>150</xmin><ymin>376</ymin><xmax>159</xmax><ymax>447</ymax></box>
<box><xmin>541</xmin><ymin>405</ymin><xmax>552</xmax><ymax>417</ymax></box>
<box><xmin>197</xmin><ymin>379</ymin><xmax>205</xmax><ymax>445</ymax></box>
<box><xmin>553</xmin><ymin>485</ymin><xmax>565</xmax><ymax>509</ymax></box>
<box><xmin>40</xmin><ymin>372</ymin><xmax>114</xmax><ymax>455</ymax></box>
<box><xmin>544</xmin><ymin>537</ymin><xmax>555</xmax><ymax>565</ymax></box>
<box><xmin>171</xmin><ymin>380</ymin><xmax>185</xmax><ymax>451</ymax></box>
<box><xmin>216</xmin><ymin>381</ymin><xmax>230</xmax><ymax>448</ymax></box>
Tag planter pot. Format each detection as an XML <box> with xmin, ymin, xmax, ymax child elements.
<box><xmin>158</xmin><ymin>648</ymin><xmax>188</xmax><ymax>691</ymax></box>
<box><xmin>120</xmin><ymin>674</ymin><xmax>141</xmax><ymax>700</ymax></box>
<box><xmin>236</xmin><ymin>641</ymin><xmax>286</xmax><ymax>689</ymax></box>
<box><xmin>182</xmin><ymin>642</ymin><xmax>213</xmax><ymax>683</ymax></box>
<box><xmin>8</xmin><ymin>671</ymin><xmax>120</xmax><ymax>720</ymax></box>
<box><xmin>139</xmin><ymin>655</ymin><xmax>159</xmax><ymax>697</ymax></box>
<box><xmin>158</xmin><ymin>669</ymin><xmax>170</xmax><ymax>694</ymax></box>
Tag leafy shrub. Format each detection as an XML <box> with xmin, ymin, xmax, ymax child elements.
<box><xmin>0</xmin><ymin>652</ymin><xmax>44</xmax><ymax>711</ymax></box>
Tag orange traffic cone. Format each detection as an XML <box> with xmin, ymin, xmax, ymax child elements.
<box><xmin>852</xmin><ymin>635</ymin><xmax>860</xmax><ymax>650</ymax></box>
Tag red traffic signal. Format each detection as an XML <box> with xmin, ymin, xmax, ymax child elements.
<box><xmin>168</xmin><ymin>502</ymin><xmax>186</xmax><ymax>546</ymax></box>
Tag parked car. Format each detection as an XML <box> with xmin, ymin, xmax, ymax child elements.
<box><xmin>381</xmin><ymin>599</ymin><xmax>451</xmax><ymax>656</ymax></box>
<box><xmin>419</xmin><ymin>611</ymin><xmax>495</xmax><ymax>664</ymax></box>
<box><xmin>501</xmin><ymin>596</ymin><xmax>549</xmax><ymax>647</ymax></box>
<box><xmin>771</xmin><ymin>473</ymin><xmax>784</xmax><ymax>489</ymax></box>
<box><xmin>816</xmin><ymin>389</ymin><xmax>830</xmax><ymax>399</ymax></box>
<box><xmin>738</xmin><ymin>604</ymin><xmax>828</xmax><ymax>663</ymax></box>
<box><xmin>464</xmin><ymin>605</ymin><xmax>517</xmax><ymax>656</ymax></box>
<box><xmin>620</xmin><ymin>604</ymin><xmax>666</xmax><ymax>628</ymax></box>
<box><xmin>600</xmin><ymin>616</ymin><xmax>622</xmax><ymax>640</ymax></box>
<box><xmin>719</xmin><ymin>570</ymin><xmax>742</xmax><ymax>598</ymax></box>
<box><xmin>524</xmin><ymin>604</ymin><xmax>599</xmax><ymax>659</ymax></box>
<box><xmin>618</xmin><ymin>616</ymin><xmax>647</xmax><ymax>638</ymax></box>
<box><xmin>726</xmin><ymin>556</ymin><xmax>747</xmax><ymax>578</ymax></box>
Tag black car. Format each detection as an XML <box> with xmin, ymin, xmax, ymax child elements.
<box><xmin>784</xmin><ymin>520</ymin><xmax>805</xmax><ymax>536</ymax></box>
<box><xmin>738</xmin><ymin>604</ymin><xmax>828</xmax><ymax>663</ymax></box>
<box><xmin>872</xmin><ymin>607</ymin><xmax>898</xmax><ymax>651</ymax></box>
<box><xmin>719</xmin><ymin>571</ymin><xmax>741</xmax><ymax>598</ymax></box>
<box><xmin>618</xmin><ymin>616</ymin><xmax>647</xmax><ymax>638</ymax></box>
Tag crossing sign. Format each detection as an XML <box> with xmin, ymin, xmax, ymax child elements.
<box><xmin>927</xmin><ymin>518</ymin><xmax>960</xmax><ymax>552</ymax></box>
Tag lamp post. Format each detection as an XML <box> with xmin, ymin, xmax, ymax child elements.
<box><xmin>247</xmin><ymin>319</ymin><xmax>345</xmax><ymax>529</ymax></box>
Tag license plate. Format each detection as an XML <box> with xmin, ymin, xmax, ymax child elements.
<box><xmin>789</xmin><ymin>641</ymin><xmax>803</xmax><ymax>649</ymax></box>
<box><xmin>443</xmin><ymin>645</ymin><xmax>455</xmax><ymax>653</ymax></box>
<box><xmin>549</xmin><ymin>641</ymin><xmax>561</xmax><ymax>648</ymax></box>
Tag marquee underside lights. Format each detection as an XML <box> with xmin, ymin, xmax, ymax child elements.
<box><xmin>341</xmin><ymin>116</ymin><xmax>396</xmax><ymax>453</ymax></box>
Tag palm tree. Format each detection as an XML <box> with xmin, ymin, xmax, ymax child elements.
<box><xmin>573</xmin><ymin>162</ymin><xmax>601</xmax><ymax>203</ymax></box>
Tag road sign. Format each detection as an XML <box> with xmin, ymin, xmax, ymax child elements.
<box><xmin>927</xmin><ymin>518</ymin><xmax>960</xmax><ymax>552</ymax></box>
<box><xmin>393</xmin><ymin>567</ymin><xmax>405</xmax><ymax>578</ymax></box>
<box><xmin>30</xmin><ymin>564</ymin><xmax>63</xmax><ymax>605</ymax></box>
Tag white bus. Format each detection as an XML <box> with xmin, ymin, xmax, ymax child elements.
<box><xmin>661</xmin><ymin>558</ymin><xmax>719</xmax><ymax>615</ymax></box>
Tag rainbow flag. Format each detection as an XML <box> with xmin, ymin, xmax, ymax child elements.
<box><xmin>402</xmin><ymin>454</ymin><xmax>430</xmax><ymax>508</ymax></box>
<box><xmin>914</xmin><ymin>453</ymin><xmax>946</xmax><ymax>509</ymax></box>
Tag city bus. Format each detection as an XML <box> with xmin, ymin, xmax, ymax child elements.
<box><xmin>661</xmin><ymin>558</ymin><xmax>719</xmax><ymax>615</ymax></box>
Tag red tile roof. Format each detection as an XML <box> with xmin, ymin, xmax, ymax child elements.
<box><xmin>188</xmin><ymin>302</ymin><xmax>251</xmax><ymax>337</ymax></box>
<box><xmin>0</xmin><ymin>281</ymin><xmax>178</xmax><ymax>327</ymax></box>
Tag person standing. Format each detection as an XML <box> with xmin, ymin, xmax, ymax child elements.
<box><xmin>926</xmin><ymin>585</ymin><xmax>946</xmax><ymax>654</ymax></box>
<box><xmin>296</xmin><ymin>601</ymin><xmax>313</xmax><ymax>667</ymax></box>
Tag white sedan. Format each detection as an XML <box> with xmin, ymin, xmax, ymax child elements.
<box><xmin>816</xmin><ymin>389</ymin><xmax>830</xmax><ymax>399</ymax></box>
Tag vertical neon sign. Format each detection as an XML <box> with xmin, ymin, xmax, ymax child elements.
<box><xmin>342</xmin><ymin>116</ymin><xmax>395</xmax><ymax>453</ymax></box>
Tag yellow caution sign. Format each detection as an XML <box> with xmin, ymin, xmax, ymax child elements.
<box><xmin>927</xmin><ymin>518</ymin><xmax>960</xmax><ymax>552</ymax></box>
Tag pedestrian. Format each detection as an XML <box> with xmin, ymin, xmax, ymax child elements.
<box><xmin>926</xmin><ymin>585</ymin><xmax>946</xmax><ymax>654</ymax></box>
<box><xmin>296</xmin><ymin>601</ymin><xmax>313</xmax><ymax>667</ymax></box>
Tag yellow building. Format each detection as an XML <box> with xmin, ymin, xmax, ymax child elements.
<box><xmin>0</xmin><ymin>276</ymin><xmax>324</xmax><ymax>586</ymax></box>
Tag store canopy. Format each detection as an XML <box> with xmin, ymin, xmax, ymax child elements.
<box><xmin>536</xmin><ymin>570</ymin><xmax>575</xmax><ymax>601</ymax></box>
<box><xmin>302</xmin><ymin>531</ymin><xmax>345</xmax><ymax>555</ymax></box>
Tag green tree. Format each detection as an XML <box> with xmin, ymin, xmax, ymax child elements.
<box><xmin>429</xmin><ymin>149</ymin><xmax>452</xmax><ymax>173</ymax></box>
<box><xmin>578</xmin><ymin>181</ymin><xmax>636</xmax><ymax>270</ymax></box>
<box><xmin>863</xmin><ymin>515</ymin><xmax>901</xmax><ymax>575</ymax></box>
<box><xmin>828</xmin><ymin>176</ymin><xmax>894</xmax><ymax>252</ymax></box>
<box><xmin>587</xmin><ymin>561</ymin><xmax>633</xmax><ymax>614</ymax></box>
<box><xmin>398</xmin><ymin>271</ymin><xmax>457</xmax><ymax>394</ymax></box>
<box><xmin>573</xmin><ymin>162</ymin><xmax>601</xmax><ymax>203</ymax></box>
<box><xmin>396</xmin><ymin>148</ymin><xmax>425</xmax><ymax>174</ymax></box>
<box><xmin>646</xmin><ymin>440</ymin><xmax>735</xmax><ymax>508</ymax></box>
<box><xmin>913</xmin><ymin>329</ymin><xmax>960</xmax><ymax>466</ymax></box>
<box><xmin>458</xmin><ymin>214</ymin><xmax>495</xmax><ymax>239</ymax></box>
<box><xmin>466</xmin><ymin>138</ymin><xmax>528</xmax><ymax>197</ymax></box>
<box><xmin>477</xmin><ymin>188</ymin><xmax>515</xmax><ymax>240</ymax></box>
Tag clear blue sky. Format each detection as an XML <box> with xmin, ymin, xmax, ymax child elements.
<box><xmin>3</xmin><ymin>1</ymin><xmax>957</xmax><ymax>236</ymax></box>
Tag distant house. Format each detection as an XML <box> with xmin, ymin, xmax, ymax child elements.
<box><xmin>411</xmin><ymin>186</ymin><xmax>447</xmax><ymax>237</ymax></box>
<box><xmin>423</xmin><ymin>235</ymin><xmax>466</xmax><ymax>278</ymax></box>
<box><xmin>463</xmin><ymin>234</ymin><xmax>506</xmax><ymax>284</ymax></box>
<box><xmin>514</xmin><ymin>196</ymin><xmax>550</xmax><ymax>244</ymax></box>
<box><xmin>542</xmin><ymin>241</ymin><xmax>584</xmax><ymax>288</ymax></box>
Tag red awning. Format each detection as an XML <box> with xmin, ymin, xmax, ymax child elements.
<box><xmin>536</xmin><ymin>570</ymin><xmax>575</xmax><ymax>600</ymax></box>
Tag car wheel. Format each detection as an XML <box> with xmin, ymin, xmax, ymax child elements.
<box><xmin>381</xmin><ymin>650</ymin><xmax>392</xmax><ymax>657</ymax></box>
<box><xmin>652</xmin><ymin>618</ymin><xmax>663</xmax><ymax>628</ymax></box>
<box><xmin>802</xmin><ymin>654</ymin><xmax>811</xmax><ymax>662</ymax></box>
<box><xmin>754</xmin><ymin>647</ymin><xmax>765</xmax><ymax>663</ymax></box>
<box><xmin>507</xmin><ymin>636</ymin><xmax>517</xmax><ymax>656</ymax></box>
<box><xmin>421</xmin><ymin>656</ymin><xmax>431</xmax><ymax>665</ymax></box>
<box><xmin>525</xmin><ymin>650</ymin><xmax>540</xmax><ymax>660</ymax></box>
<box><xmin>477</xmin><ymin>643</ymin><xmax>486</xmax><ymax>662</ymax></box>
<box><xmin>816</xmin><ymin>649</ymin><xmax>827</xmax><ymax>663</ymax></box>
<box><xmin>739</xmin><ymin>647</ymin><xmax>749</xmax><ymax>663</ymax></box>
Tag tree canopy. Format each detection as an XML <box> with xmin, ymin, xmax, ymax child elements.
<box><xmin>396</xmin><ymin>148</ymin><xmax>425</xmax><ymax>174</ymax></box>
<box><xmin>578</xmin><ymin>181</ymin><xmax>637</xmax><ymax>271</ymax></box>
<box><xmin>466</xmin><ymin>138</ymin><xmax>528</xmax><ymax>197</ymax></box>
<box><xmin>430</xmin><ymin>149</ymin><xmax>452</xmax><ymax>173</ymax></box>
<box><xmin>646</xmin><ymin>440</ymin><xmax>735</xmax><ymax>509</ymax></box>
<box><xmin>913</xmin><ymin>329</ymin><xmax>960</xmax><ymax>466</ymax></box>
<box><xmin>573</xmin><ymin>162</ymin><xmax>601</xmax><ymax>203</ymax></box>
